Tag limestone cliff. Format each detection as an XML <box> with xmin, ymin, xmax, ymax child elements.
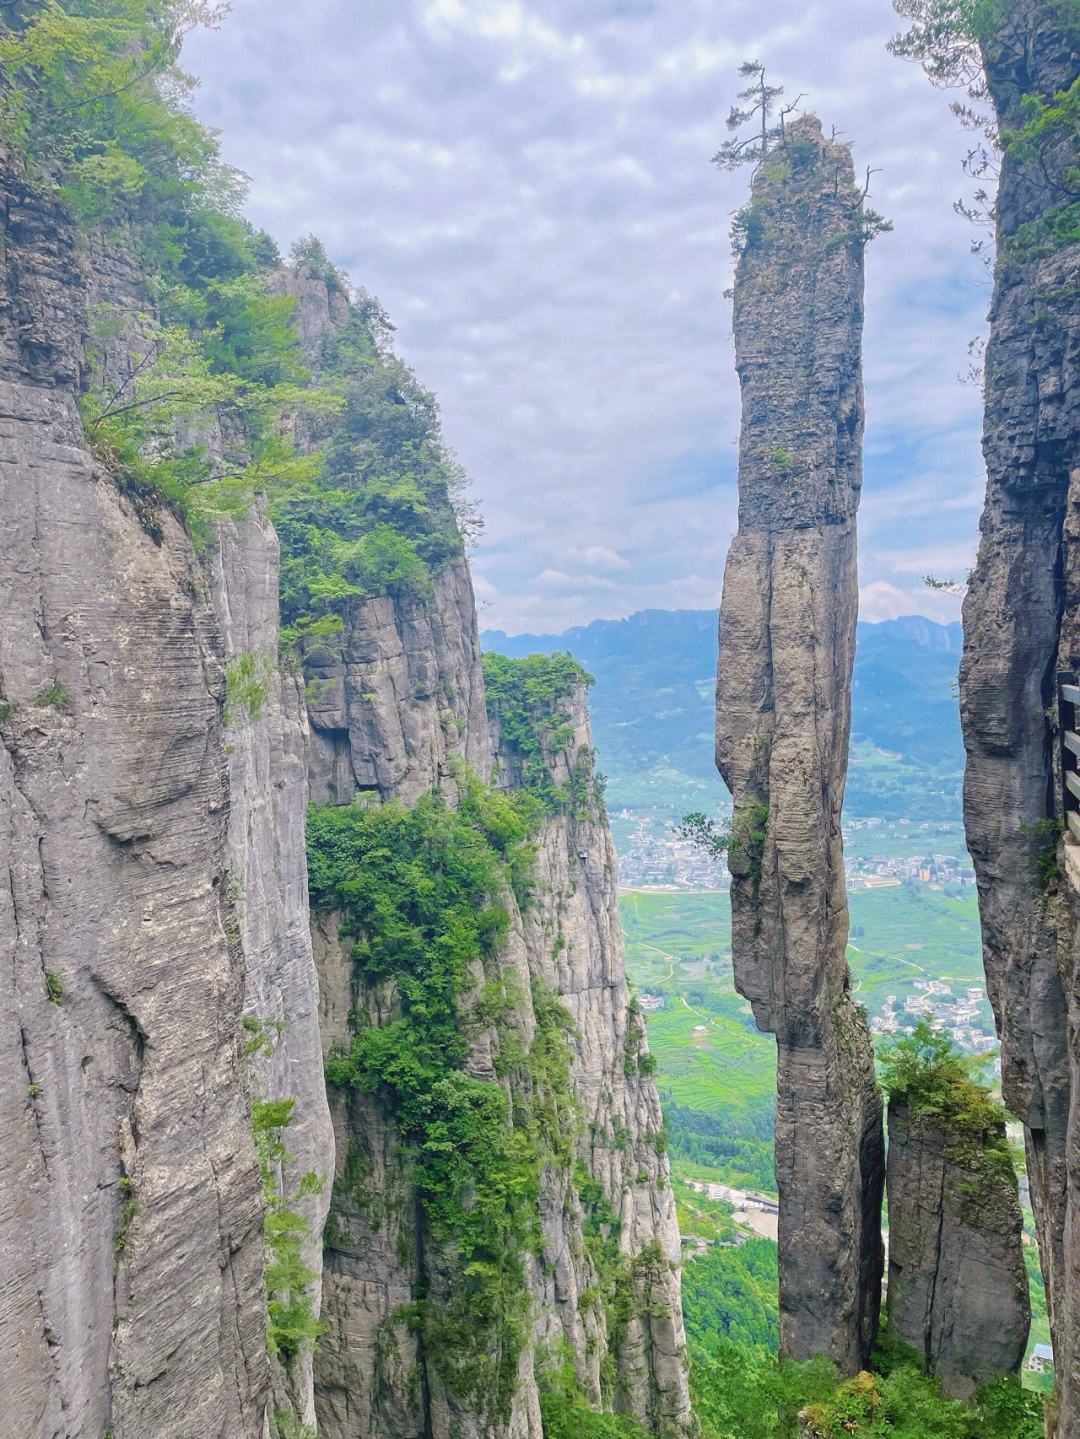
<box><xmin>956</xmin><ymin>2</ymin><xmax>1080</xmax><ymax>1430</ymax></box>
<box><xmin>492</xmin><ymin>676</ymin><xmax>692</xmax><ymax>1438</ymax></box>
<box><xmin>308</xmin><ymin>588</ymin><xmax>693</xmax><ymax>1439</ymax></box>
<box><xmin>0</xmin><ymin>155</ymin><xmax>271</xmax><ymax>1438</ymax></box>
<box><xmin>885</xmin><ymin>1097</ymin><xmax>1029</xmax><ymax>1397</ymax></box>
<box><xmin>714</xmin><ymin>115</ymin><xmax>885</xmax><ymax>1372</ymax></box>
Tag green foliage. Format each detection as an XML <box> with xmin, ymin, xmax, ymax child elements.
<box><xmin>482</xmin><ymin>651</ymin><xmax>595</xmax><ymax>810</ymax></box>
<box><xmin>113</xmin><ymin>1192</ymin><xmax>140</xmax><ymax>1252</ymax></box>
<box><xmin>273</xmin><ymin>299</ymin><xmax>471</xmax><ymax>636</ymax></box>
<box><xmin>310</xmin><ymin>771</ymin><xmax>575</xmax><ymax>1421</ymax></box>
<box><xmin>0</xmin><ymin>0</ymin><xmax>237</xmax><ymax>224</ymax></box>
<box><xmin>44</xmin><ymin>971</ymin><xmax>67</xmax><ymax>1004</ymax></box>
<box><xmin>34</xmin><ymin>680</ymin><xmax>73</xmax><ymax>712</ymax></box>
<box><xmin>538</xmin><ymin>1353</ymin><xmax>649</xmax><ymax>1439</ymax></box>
<box><xmin>1019</xmin><ymin>817</ymin><xmax>1064</xmax><ymax>891</ymax></box>
<box><xmin>225</xmin><ymin>651</ymin><xmax>273</xmax><ymax>727</ymax></box>
<box><xmin>683</xmin><ymin>1239</ymin><xmax>779</xmax><ymax>1354</ymax></box>
<box><xmin>879</xmin><ymin>1020</ymin><xmax>1016</xmax><ymax>1193</ymax></box>
<box><xmin>4</xmin><ymin>1</ymin><xmax>468</xmax><ymax>628</ymax></box>
<box><xmin>888</xmin><ymin>0</ymin><xmax>1005</xmax><ymax>90</ymax></box>
<box><xmin>690</xmin><ymin>1339</ymin><xmax>1043</xmax><ymax>1439</ymax></box>
<box><xmin>677</xmin><ymin>803</ymin><xmax>769</xmax><ymax>882</ymax></box>
<box><xmin>251</xmin><ymin>1097</ymin><xmax>325</xmax><ymax>1368</ymax></box>
<box><xmin>770</xmin><ymin>447</ymin><xmax>794</xmax><ymax>470</ymax></box>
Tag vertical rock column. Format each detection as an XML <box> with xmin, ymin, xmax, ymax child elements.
<box><xmin>885</xmin><ymin>1096</ymin><xmax>1029</xmax><ymax>1397</ymax></box>
<box><xmin>715</xmin><ymin>115</ymin><xmax>885</xmax><ymax>1372</ymax></box>
<box><xmin>957</xmin><ymin>3</ymin><xmax>1080</xmax><ymax>1429</ymax></box>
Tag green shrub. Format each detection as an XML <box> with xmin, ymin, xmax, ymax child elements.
<box><xmin>482</xmin><ymin>652</ymin><xmax>594</xmax><ymax>810</ymax></box>
<box><xmin>44</xmin><ymin>971</ymin><xmax>66</xmax><ymax>1004</ymax></box>
<box><xmin>35</xmin><ymin>680</ymin><xmax>73</xmax><ymax>713</ymax></box>
<box><xmin>879</xmin><ymin>1020</ymin><xmax>1016</xmax><ymax>1195</ymax></box>
<box><xmin>251</xmin><ymin>1098</ymin><xmax>325</xmax><ymax>1368</ymax></box>
<box><xmin>225</xmin><ymin>652</ymin><xmax>274</xmax><ymax>728</ymax></box>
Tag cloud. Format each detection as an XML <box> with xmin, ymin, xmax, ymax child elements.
<box><xmin>183</xmin><ymin>0</ymin><xmax>990</xmax><ymax>634</ymax></box>
<box><xmin>575</xmin><ymin>544</ymin><xmax>630</xmax><ymax>571</ymax></box>
<box><xmin>860</xmin><ymin>579</ymin><xmax>964</xmax><ymax>625</ymax></box>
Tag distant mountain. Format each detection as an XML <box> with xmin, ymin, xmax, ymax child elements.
<box><xmin>483</xmin><ymin>611</ymin><xmax>965</xmax><ymax>821</ymax></box>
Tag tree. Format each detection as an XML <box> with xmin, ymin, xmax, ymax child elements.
<box><xmin>712</xmin><ymin>62</ymin><xmax>799</xmax><ymax>172</ymax></box>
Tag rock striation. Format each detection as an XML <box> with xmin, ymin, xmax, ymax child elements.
<box><xmin>715</xmin><ymin>115</ymin><xmax>884</xmax><ymax>1372</ymax></box>
<box><xmin>0</xmin><ymin>155</ymin><xmax>270</xmax><ymax>1438</ymax></box>
<box><xmin>957</xmin><ymin>2</ymin><xmax>1080</xmax><ymax>1431</ymax></box>
<box><xmin>885</xmin><ymin>1098</ymin><xmax>1029</xmax><ymax>1397</ymax></box>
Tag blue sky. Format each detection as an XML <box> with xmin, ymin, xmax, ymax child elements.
<box><xmin>184</xmin><ymin>0</ymin><xmax>989</xmax><ymax>634</ymax></box>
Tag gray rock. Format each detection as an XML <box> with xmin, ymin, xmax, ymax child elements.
<box><xmin>210</xmin><ymin>503</ymin><xmax>335</xmax><ymax>1429</ymax></box>
<box><xmin>886</xmin><ymin>1098</ymin><xmax>1029</xmax><ymax>1397</ymax></box>
<box><xmin>957</xmin><ymin>4</ymin><xmax>1080</xmax><ymax>1431</ymax></box>
<box><xmin>0</xmin><ymin>159</ymin><xmax>269</xmax><ymax>1438</ymax></box>
<box><xmin>715</xmin><ymin>115</ymin><xmax>884</xmax><ymax>1372</ymax></box>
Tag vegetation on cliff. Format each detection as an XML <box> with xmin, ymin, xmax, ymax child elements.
<box><xmin>310</xmin><ymin>770</ymin><xmax>578</xmax><ymax>1421</ymax></box>
<box><xmin>483</xmin><ymin>651</ymin><xmax>600</xmax><ymax>812</ymax></box>
<box><xmin>879</xmin><ymin>1019</ymin><xmax>1015</xmax><ymax>1190</ymax></box>
<box><xmin>1</xmin><ymin>0</ymin><xmax>471</xmax><ymax>649</ymax></box>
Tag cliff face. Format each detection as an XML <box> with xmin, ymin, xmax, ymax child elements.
<box><xmin>0</xmin><ymin>160</ymin><xmax>270</xmax><ymax>1438</ymax></box>
<box><xmin>958</xmin><ymin>2</ymin><xmax>1080</xmax><ymax>1430</ymax></box>
<box><xmin>494</xmin><ymin>686</ymin><xmax>692</xmax><ymax>1438</ymax></box>
<box><xmin>715</xmin><ymin>115</ymin><xmax>884</xmax><ymax>1372</ymax></box>
<box><xmin>885</xmin><ymin>1099</ymin><xmax>1029</xmax><ymax>1396</ymax></box>
<box><xmin>310</xmin><ymin>604</ymin><xmax>693</xmax><ymax>1439</ymax></box>
<box><xmin>211</xmin><ymin>504</ymin><xmax>334</xmax><ymax>1429</ymax></box>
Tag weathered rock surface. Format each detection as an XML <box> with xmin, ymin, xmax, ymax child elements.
<box><xmin>886</xmin><ymin>1099</ymin><xmax>1029</xmax><ymax>1397</ymax></box>
<box><xmin>304</xmin><ymin>559</ymin><xmax>492</xmax><ymax>806</ymax></box>
<box><xmin>500</xmin><ymin>687</ymin><xmax>693</xmax><ymax>1438</ymax></box>
<box><xmin>210</xmin><ymin>503</ymin><xmax>334</xmax><ymax>1429</ymax></box>
<box><xmin>715</xmin><ymin>115</ymin><xmax>884</xmax><ymax>1372</ymax></box>
<box><xmin>957</xmin><ymin>3</ymin><xmax>1080</xmax><ymax>1430</ymax></box>
<box><xmin>0</xmin><ymin>159</ymin><xmax>269</xmax><ymax>1437</ymax></box>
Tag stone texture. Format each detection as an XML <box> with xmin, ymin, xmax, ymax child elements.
<box><xmin>0</xmin><ymin>157</ymin><xmax>269</xmax><ymax>1438</ymax></box>
<box><xmin>885</xmin><ymin>1099</ymin><xmax>1029</xmax><ymax>1397</ymax></box>
<box><xmin>210</xmin><ymin>503</ymin><xmax>335</xmax><ymax>1429</ymax></box>
<box><xmin>957</xmin><ymin>4</ymin><xmax>1080</xmax><ymax>1431</ymax></box>
<box><xmin>715</xmin><ymin>115</ymin><xmax>884</xmax><ymax>1372</ymax></box>
<box><xmin>303</xmin><ymin>559</ymin><xmax>492</xmax><ymax>806</ymax></box>
<box><xmin>504</xmin><ymin>687</ymin><xmax>693</xmax><ymax>1438</ymax></box>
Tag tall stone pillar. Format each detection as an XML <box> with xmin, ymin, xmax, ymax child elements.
<box><xmin>715</xmin><ymin>114</ymin><xmax>885</xmax><ymax>1372</ymax></box>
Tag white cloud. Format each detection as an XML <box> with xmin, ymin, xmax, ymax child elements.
<box><xmin>576</xmin><ymin>544</ymin><xmax>630</xmax><ymax>571</ymax></box>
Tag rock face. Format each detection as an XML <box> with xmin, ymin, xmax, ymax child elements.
<box><xmin>311</xmin><ymin>613</ymin><xmax>694</xmax><ymax>1439</ymax></box>
<box><xmin>957</xmin><ymin>3</ymin><xmax>1080</xmax><ymax>1431</ymax></box>
<box><xmin>497</xmin><ymin>685</ymin><xmax>692</xmax><ymax>1439</ymax></box>
<box><xmin>210</xmin><ymin>504</ymin><xmax>334</xmax><ymax>1428</ymax></box>
<box><xmin>885</xmin><ymin>1099</ymin><xmax>1029</xmax><ymax>1397</ymax></box>
<box><xmin>715</xmin><ymin>115</ymin><xmax>885</xmax><ymax>1372</ymax></box>
<box><xmin>0</xmin><ymin>158</ymin><xmax>269</xmax><ymax>1437</ymax></box>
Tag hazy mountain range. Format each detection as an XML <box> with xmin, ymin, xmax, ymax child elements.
<box><xmin>483</xmin><ymin>611</ymin><xmax>965</xmax><ymax>821</ymax></box>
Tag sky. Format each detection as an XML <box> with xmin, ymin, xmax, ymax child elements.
<box><xmin>183</xmin><ymin>0</ymin><xmax>990</xmax><ymax>636</ymax></box>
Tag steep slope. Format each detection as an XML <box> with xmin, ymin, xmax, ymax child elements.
<box><xmin>713</xmin><ymin>116</ymin><xmax>885</xmax><ymax>1371</ymax></box>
